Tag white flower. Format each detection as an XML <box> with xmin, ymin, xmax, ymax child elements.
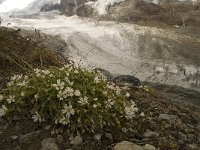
<box><xmin>17</xmin><ymin>81</ymin><xmax>28</xmax><ymax>86</ymax></box>
<box><xmin>36</xmin><ymin>73</ymin><xmax>41</xmax><ymax>77</ymax></box>
<box><xmin>105</xmin><ymin>99</ymin><xmax>114</xmax><ymax>108</ymax></box>
<box><xmin>62</xmin><ymin>104</ymin><xmax>75</xmax><ymax>117</ymax></box>
<box><xmin>74</xmin><ymin>70</ymin><xmax>79</xmax><ymax>74</ymax></box>
<box><xmin>140</xmin><ymin>112</ymin><xmax>145</xmax><ymax>117</ymax></box>
<box><xmin>103</xmin><ymin>91</ymin><xmax>108</xmax><ymax>95</ymax></box>
<box><xmin>59</xmin><ymin>67</ymin><xmax>65</xmax><ymax>71</ymax></box>
<box><xmin>57</xmin><ymin>90</ymin><xmax>67</xmax><ymax>100</ymax></box>
<box><xmin>7</xmin><ymin>81</ymin><xmax>14</xmax><ymax>86</ymax></box>
<box><xmin>115</xmin><ymin>86</ymin><xmax>121</xmax><ymax>95</ymax></box>
<box><xmin>94</xmin><ymin>98</ymin><xmax>98</xmax><ymax>101</ymax></box>
<box><xmin>130</xmin><ymin>101</ymin><xmax>136</xmax><ymax>107</ymax></box>
<box><xmin>94</xmin><ymin>76</ymin><xmax>100</xmax><ymax>83</ymax></box>
<box><xmin>7</xmin><ymin>95</ymin><xmax>15</xmax><ymax>104</ymax></box>
<box><xmin>34</xmin><ymin>94</ymin><xmax>38</xmax><ymax>99</ymax></box>
<box><xmin>24</xmin><ymin>75</ymin><xmax>28</xmax><ymax>80</ymax></box>
<box><xmin>42</xmin><ymin>70</ymin><xmax>50</xmax><ymax>75</ymax></box>
<box><xmin>49</xmin><ymin>74</ymin><xmax>54</xmax><ymax>78</ymax></box>
<box><xmin>125</xmin><ymin>92</ymin><xmax>130</xmax><ymax>97</ymax></box>
<box><xmin>64</xmin><ymin>64</ymin><xmax>70</xmax><ymax>68</ymax></box>
<box><xmin>11</xmin><ymin>75</ymin><xmax>18</xmax><ymax>81</ymax></box>
<box><xmin>21</xmin><ymin>92</ymin><xmax>25</xmax><ymax>97</ymax></box>
<box><xmin>32</xmin><ymin>112</ymin><xmax>42</xmax><ymax>122</ymax></box>
<box><xmin>78</xmin><ymin>96</ymin><xmax>89</xmax><ymax>105</ymax></box>
<box><xmin>74</xmin><ymin>90</ymin><xmax>81</xmax><ymax>97</ymax></box>
<box><xmin>107</xmin><ymin>84</ymin><xmax>115</xmax><ymax>90</ymax></box>
<box><xmin>93</xmin><ymin>104</ymin><xmax>97</xmax><ymax>108</ymax></box>
<box><xmin>11</xmin><ymin>74</ymin><xmax>22</xmax><ymax>81</ymax></box>
<box><xmin>53</xmin><ymin>79</ymin><xmax>65</xmax><ymax>90</ymax></box>
<box><xmin>124</xmin><ymin>101</ymin><xmax>138</xmax><ymax>119</ymax></box>
<box><xmin>0</xmin><ymin>95</ymin><xmax>3</xmax><ymax>101</ymax></box>
<box><xmin>41</xmin><ymin>75</ymin><xmax>45</xmax><ymax>78</ymax></box>
<box><xmin>64</xmin><ymin>87</ymin><xmax>74</xmax><ymax>97</ymax></box>
<box><xmin>34</xmin><ymin>68</ymin><xmax>42</xmax><ymax>77</ymax></box>
<box><xmin>59</xmin><ymin>116</ymin><xmax>69</xmax><ymax>125</ymax></box>
<box><xmin>0</xmin><ymin>105</ymin><xmax>8</xmax><ymax>117</ymax></box>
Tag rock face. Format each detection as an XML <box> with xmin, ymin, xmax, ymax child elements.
<box><xmin>76</xmin><ymin>3</ymin><xmax>95</xmax><ymax>17</ymax></box>
<box><xmin>60</xmin><ymin>0</ymin><xmax>90</xmax><ymax>16</ymax></box>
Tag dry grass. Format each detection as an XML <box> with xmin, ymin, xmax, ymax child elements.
<box><xmin>0</xmin><ymin>27</ymin><xmax>66</xmax><ymax>89</ymax></box>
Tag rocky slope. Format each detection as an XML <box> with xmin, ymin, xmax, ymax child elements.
<box><xmin>0</xmin><ymin>27</ymin><xmax>199</xmax><ymax>150</ymax></box>
<box><xmin>3</xmin><ymin>11</ymin><xmax>200</xmax><ymax>93</ymax></box>
<box><xmin>0</xmin><ymin>1</ymin><xmax>200</xmax><ymax>149</ymax></box>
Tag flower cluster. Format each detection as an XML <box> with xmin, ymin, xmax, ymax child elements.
<box><xmin>124</xmin><ymin>101</ymin><xmax>139</xmax><ymax>119</ymax></box>
<box><xmin>0</xmin><ymin>64</ymin><xmax>139</xmax><ymax>134</ymax></box>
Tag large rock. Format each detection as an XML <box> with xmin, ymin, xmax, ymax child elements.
<box><xmin>41</xmin><ymin>138</ymin><xmax>59</xmax><ymax>150</ymax></box>
<box><xmin>113</xmin><ymin>141</ymin><xmax>144</xmax><ymax>150</ymax></box>
<box><xmin>114</xmin><ymin>75</ymin><xmax>141</xmax><ymax>86</ymax></box>
<box><xmin>143</xmin><ymin>144</ymin><xmax>157</xmax><ymax>150</ymax></box>
<box><xmin>70</xmin><ymin>135</ymin><xmax>83</xmax><ymax>146</ymax></box>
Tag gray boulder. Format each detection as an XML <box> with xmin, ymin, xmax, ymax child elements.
<box><xmin>113</xmin><ymin>141</ymin><xmax>144</xmax><ymax>150</ymax></box>
<box><xmin>114</xmin><ymin>75</ymin><xmax>141</xmax><ymax>86</ymax></box>
<box><xmin>41</xmin><ymin>138</ymin><xmax>59</xmax><ymax>150</ymax></box>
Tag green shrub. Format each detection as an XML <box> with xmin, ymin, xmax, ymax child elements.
<box><xmin>0</xmin><ymin>64</ymin><xmax>139</xmax><ymax>134</ymax></box>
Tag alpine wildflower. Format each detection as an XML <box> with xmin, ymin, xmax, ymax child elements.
<box><xmin>17</xmin><ymin>81</ymin><xmax>28</xmax><ymax>86</ymax></box>
<box><xmin>0</xmin><ymin>105</ymin><xmax>8</xmax><ymax>117</ymax></box>
<box><xmin>78</xmin><ymin>96</ymin><xmax>89</xmax><ymax>105</ymax></box>
<box><xmin>53</xmin><ymin>79</ymin><xmax>65</xmax><ymax>90</ymax></box>
<box><xmin>74</xmin><ymin>90</ymin><xmax>81</xmax><ymax>97</ymax></box>
<box><xmin>105</xmin><ymin>99</ymin><xmax>114</xmax><ymax>108</ymax></box>
<box><xmin>125</xmin><ymin>92</ymin><xmax>130</xmax><ymax>97</ymax></box>
<box><xmin>62</xmin><ymin>104</ymin><xmax>75</xmax><ymax>117</ymax></box>
<box><xmin>94</xmin><ymin>76</ymin><xmax>100</xmax><ymax>83</ymax></box>
<box><xmin>7</xmin><ymin>95</ymin><xmax>15</xmax><ymax>104</ymax></box>
<box><xmin>124</xmin><ymin>101</ymin><xmax>138</xmax><ymax>119</ymax></box>
<box><xmin>21</xmin><ymin>92</ymin><xmax>25</xmax><ymax>97</ymax></box>
<box><xmin>0</xmin><ymin>95</ymin><xmax>3</xmax><ymax>101</ymax></box>
<box><xmin>32</xmin><ymin>112</ymin><xmax>42</xmax><ymax>122</ymax></box>
<box><xmin>57</xmin><ymin>90</ymin><xmax>67</xmax><ymax>100</ymax></box>
<box><xmin>64</xmin><ymin>87</ymin><xmax>74</xmax><ymax>97</ymax></box>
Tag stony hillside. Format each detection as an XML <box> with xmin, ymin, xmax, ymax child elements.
<box><xmin>0</xmin><ymin>27</ymin><xmax>200</xmax><ymax>150</ymax></box>
<box><xmin>58</xmin><ymin>0</ymin><xmax>200</xmax><ymax>29</ymax></box>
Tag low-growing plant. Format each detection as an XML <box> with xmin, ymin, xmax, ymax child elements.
<box><xmin>0</xmin><ymin>64</ymin><xmax>139</xmax><ymax>134</ymax></box>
